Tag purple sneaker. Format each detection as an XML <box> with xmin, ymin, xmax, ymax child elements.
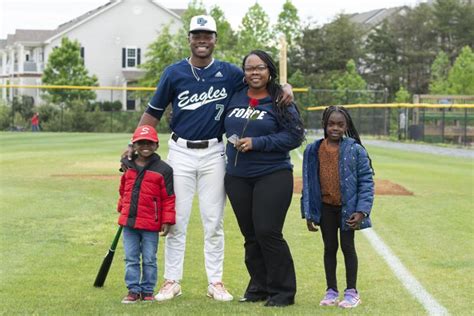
<box><xmin>319</xmin><ymin>288</ymin><xmax>339</xmax><ymax>306</ymax></box>
<box><xmin>338</xmin><ymin>288</ymin><xmax>361</xmax><ymax>308</ymax></box>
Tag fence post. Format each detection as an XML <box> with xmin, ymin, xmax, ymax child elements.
<box><xmin>372</xmin><ymin>107</ymin><xmax>377</xmax><ymax>135</ymax></box>
<box><xmin>464</xmin><ymin>108</ymin><xmax>468</xmax><ymax>146</ymax></box>
<box><xmin>422</xmin><ymin>107</ymin><xmax>425</xmax><ymax>142</ymax></box>
<box><xmin>110</xmin><ymin>110</ymin><xmax>113</xmax><ymax>133</ymax></box>
<box><xmin>10</xmin><ymin>98</ymin><xmax>14</xmax><ymax>130</ymax></box>
<box><xmin>441</xmin><ymin>108</ymin><xmax>445</xmax><ymax>143</ymax></box>
<box><xmin>60</xmin><ymin>103</ymin><xmax>64</xmax><ymax>132</ymax></box>
<box><xmin>387</xmin><ymin>107</ymin><xmax>391</xmax><ymax>136</ymax></box>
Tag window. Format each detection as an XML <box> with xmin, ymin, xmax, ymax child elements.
<box><xmin>122</xmin><ymin>47</ymin><xmax>141</xmax><ymax>68</ymax></box>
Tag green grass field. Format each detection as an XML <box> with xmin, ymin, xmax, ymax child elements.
<box><xmin>0</xmin><ymin>132</ymin><xmax>472</xmax><ymax>315</ymax></box>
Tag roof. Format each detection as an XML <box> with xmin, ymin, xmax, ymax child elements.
<box><xmin>348</xmin><ymin>6</ymin><xmax>406</xmax><ymax>29</ymax></box>
<box><xmin>46</xmin><ymin>0</ymin><xmax>183</xmax><ymax>43</ymax></box>
<box><xmin>54</xmin><ymin>0</ymin><xmax>183</xmax><ymax>36</ymax></box>
<box><xmin>54</xmin><ymin>1</ymin><xmax>116</xmax><ymax>34</ymax></box>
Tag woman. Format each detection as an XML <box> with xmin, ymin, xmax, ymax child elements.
<box><xmin>224</xmin><ymin>50</ymin><xmax>305</xmax><ymax>307</ymax></box>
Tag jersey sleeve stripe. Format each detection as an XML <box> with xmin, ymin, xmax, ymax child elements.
<box><xmin>148</xmin><ymin>103</ymin><xmax>165</xmax><ymax>111</ymax></box>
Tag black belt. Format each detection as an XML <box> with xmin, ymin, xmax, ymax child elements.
<box><xmin>171</xmin><ymin>133</ymin><xmax>222</xmax><ymax>149</ymax></box>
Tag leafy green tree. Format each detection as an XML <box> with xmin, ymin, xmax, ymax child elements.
<box><xmin>432</xmin><ymin>0</ymin><xmax>474</xmax><ymax>58</ymax></box>
<box><xmin>290</xmin><ymin>14</ymin><xmax>363</xmax><ymax>91</ymax></box>
<box><xmin>210</xmin><ymin>6</ymin><xmax>239</xmax><ymax>65</ymax></box>
<box><xmin>447</xmin><ymin>46</ymin><xmax>474</xmax><ymax>94</ymax></box>
<box><xmin>333</xmin><ymin>59</ymin><xmax>368</xmax><ymax>104</ymax></box>
<box><xmin>390</xmin><ymin>4</ymin><xmax>437</xmax><ymax>94</ymax></box>
<box><xmin>42</xmin><ymin>37</ymin><xmax>98</xmax><ymax>106</ymax></box>
<box><xmin>237</xmin><ymin>3</ymin><xmax>274</xmax><ymax>58</ymax></box>
<box><xmin>395</xmin><ymin>86</ymin><xmax>411</xmax><ymax>103</ymax></box>
<box><xmin>363</xmin><ymin>21</ymin><xmax>400</xmax><ymax>99</ymax></box>
<box><xmin>453</xmin><ymin>1</ymin><xmax>474</xmax><ymax>52</ymax></box>
<box><xmin>275</xmin><ymin>0</ymin><xmax>301</xmax><ymax>48</ymax></box>
<box><xmin>429</xmin><ymin>50</ymin><xmax>451</xmax><ymax>94</ymax></box>
<box><xmin>138</xmin><ymin>25</ymin><xmax>177</xmax><ymax>88</ymax></box>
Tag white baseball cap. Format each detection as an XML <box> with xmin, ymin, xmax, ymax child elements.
<box><xmin>189</xmin><ymin>15</ymin><xmax>217</xmax><ymax>33</ymax></box>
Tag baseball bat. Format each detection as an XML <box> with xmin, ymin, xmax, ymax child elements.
<box><xmin>93</xmin><ymin>225</ymin><xmax>123</xmax><ymax>287</ymax></box>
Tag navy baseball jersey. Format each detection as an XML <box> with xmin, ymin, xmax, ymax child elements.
<box><xmin>146</xmin><ymin>58</ymin><xmax>244</xmax><ymax>140</ymax></box>
<box><xmin>224</xmin><ymin>88</ymin><xmax>303</xmax><ymax>178</ymax></box>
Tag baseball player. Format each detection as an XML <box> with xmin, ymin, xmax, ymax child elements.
<box><xmin>135</xmin><ymin>15</ymin><xmax>294</xmax><ymax>302</ymax></box>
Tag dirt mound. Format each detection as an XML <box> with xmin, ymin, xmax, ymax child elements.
<box><xmin>52</xmin><ymin>174</ymin><xmax>413</xmax><ymax>196</ymax></box>
<box><xmin>51</xmin><ymin>174</ymin><xmax>119</xmax><ymax>180</ymax></box>
<box><xmin>293</xmin><ymin>177</ymin><xmax>413</xmax><ymax>196</ymax></box>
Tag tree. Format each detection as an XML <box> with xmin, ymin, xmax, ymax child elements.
<box><xmin>237</xmin><ymin>3</ymin><xmax>274</xmax><ymax>58</ymax></box>
<box><xmin>363</xmin><ymin>21</ymin><xmax>400</xmax><ymax>99</ymax></box>
<box><xmin>138</xmin><ymin>25</ymin><xmax>177</xmax><ymax>88</ymax></box>
<box><xmin>210</xmin><ymin>6</ymin><xmax>239</xmax><ymax>65</ymax></box>
<box><xmin>42</xmin><ymin>37</ymin><xmax>98</xmax><ymax>106</ymax></box>
<box><xmin>447</xmin><ymin>46</ymin><xmax>474</xmax><ymax>94</ymax></box>
<box><xmin>432</xmin><ymin>0</ymin><xmax>474</xmax><ymax>58</ymax></box>
<box><xmin>390</xmin><ymin>4</ymin><xmax>437</xmax><ymax>94</ymax></box>
<box><xmin>432</xmin><ymin>0</ymin><xmax>462</xmax><ymax>57</ymax></box>
<box><xmin>290</xmin><ymin>14</ymin><xmax>363</xmax><ymax>81</ymax></box>
<box><xmin>429</xmin><ymin>50</ymin><xmax>451</xmax><ymax>94</ymax></box>
<box><xmin>395</xmin><ymin>86</ymin><xmax>410</xmax><ymax>103</ymax></box>
<box><xmin>275</xmin><ymin>0</ymin><xmax>301</xmax><ymax>48</ymax></box>
<box><xmin>333</xmin><ymin>59</ymin><xmax>368</xmax><ymax>104</ymax></box>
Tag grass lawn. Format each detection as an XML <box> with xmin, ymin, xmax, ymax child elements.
<box><xmin>0</xmin><ymin>132</ymin><xmax>472</xmax><ymax>315</ymax></box>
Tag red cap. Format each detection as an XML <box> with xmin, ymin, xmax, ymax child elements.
<box><xmin>132</xmin><ymin>125</ymin><xmax>158</xmax><ymax>143</ymax></box>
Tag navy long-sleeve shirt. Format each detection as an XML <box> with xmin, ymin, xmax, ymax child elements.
<box><xmin>224</xmin><ymin>88</ymin><xmax>302</xmax><ymax>177</ymax></box>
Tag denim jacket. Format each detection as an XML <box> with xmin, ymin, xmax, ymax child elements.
<box><xmin>301</xmin><ymin>137</ymin><xmax>374</xmax><ymax>231</ymax></box>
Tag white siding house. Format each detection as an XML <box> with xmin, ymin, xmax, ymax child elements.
<box><xmin>0</xmin><ymin>0</ymin><xmax>183</xmax><ymax>110</ymax></box>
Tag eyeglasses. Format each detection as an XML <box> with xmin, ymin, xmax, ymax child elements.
<box><xmin>244</xmin><ymin>65</ymin><xmax>268</xmax><ymax>72</ymax></box>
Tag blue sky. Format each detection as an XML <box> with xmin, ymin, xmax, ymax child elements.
<box><xmin>0</xmin><ymin>0</ymin><xmax>425</xmax><ymax>38</ymax></box>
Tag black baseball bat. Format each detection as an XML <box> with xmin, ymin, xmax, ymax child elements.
<box><xmin>93</xmin><ymin>226</ymin><xmax>123</xmax><ymax>287</ymax></box>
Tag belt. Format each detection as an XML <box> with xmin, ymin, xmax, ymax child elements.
<box><xmin>171</xmin><ymin>133</ymin><xmax>222</xmax><ymax>149</ymax></box>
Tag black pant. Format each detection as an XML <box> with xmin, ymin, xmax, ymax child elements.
<box><xmin>225</xmin><ymin>169</ymin><xmax>296</xmax><ymax>305</ymax></box>
<box><xmin>319</xmin><ymin>203</ymin><xmax>358</xmax><ymax>291</ymax></box>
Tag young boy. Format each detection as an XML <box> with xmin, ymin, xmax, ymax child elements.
<box><xmin>117</xmin><ymin>125</ymin><xmax>176</xmax><ymax>303</ymax></box>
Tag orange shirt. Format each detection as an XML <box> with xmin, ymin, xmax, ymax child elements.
<box><xmin>318</xmin><ymin>139</ymin><xmax>341</xmax><ymax>206</ymax></box>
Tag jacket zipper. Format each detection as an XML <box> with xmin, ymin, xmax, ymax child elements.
<box><xmin>153</xmin><ymin>198</ymin><xmax>158</xmax><ymax>222</ymax></box>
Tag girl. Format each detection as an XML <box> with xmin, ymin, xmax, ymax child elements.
<box><xmin>301</xmin><ymin>105</ymin><xmax>374</xmax><ymax>309</ymax></box>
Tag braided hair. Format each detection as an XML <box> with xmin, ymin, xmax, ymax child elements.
<box><xmin>322</xmin><ymin>105</ymin><xmax>374</xmax><ymax>174</ymax></box>
<box><xmin>242</xmin><ymin>50</ymin><xmax>305</xmax><ymax>144</ymax></box>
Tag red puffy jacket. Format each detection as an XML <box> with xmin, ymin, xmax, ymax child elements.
<box><xmin>117</xmin><ymin>154</ymin><xmax>175</xmax><ymax>231</ymax></box>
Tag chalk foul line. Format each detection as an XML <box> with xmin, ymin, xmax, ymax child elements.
<box><xmin>362</xmin><ymin>229</ymin><xmax>449</xmax><ymax>315</ymax></box>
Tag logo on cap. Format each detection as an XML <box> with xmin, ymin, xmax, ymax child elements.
<box><xmin>197</xmin><ymin>17</ymin><xmax>207</xmax><ymax>26</ymax></box>
<box><xmin>132</xmin><ymin>125</ymin><xmax>158</xmax><ymax>143</ymax></box>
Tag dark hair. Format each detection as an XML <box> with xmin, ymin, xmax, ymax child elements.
<box><xmin>242</xmin><ymin>50</ymin><xmax>305</xmax><ymax>144</ymax></box>
<box><xmin>322</xmin><ymin>105</ymin><xmax>374</xmax><ymax>174</ymax></box>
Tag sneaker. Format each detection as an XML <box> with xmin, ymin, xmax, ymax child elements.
<box><xmin>319</xmin><ymin>288</ymin><xmax>339</xmax><ymax>306</ymax></box>
<box><xmin>121</xmin><ymin>292</ymin><xmax>140</xmax><ymax>304</ymax></box>
<box><xmin>154</xmin><ymin>280</ymin><xmax>182</xmax><ymax>301</ymax></box>
<box><xmin>338</xmin><ymin>288</ymin><xmax>361</xmax><ymax>308</ymax></box>
<box><xmin>141</xmin><ymin>292</ymin><xmax>154</xmax><ymax>302</ymax></box>
<box><xmin>207</xmin><ymin>282</ymin><xmax>233</xmax><ymax>301</ymax></box>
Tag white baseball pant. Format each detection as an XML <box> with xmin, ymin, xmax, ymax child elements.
<box><xmin>164</xmin><ymin>136</ymin><xmax>226</xmax><ymax>283</ymax></box>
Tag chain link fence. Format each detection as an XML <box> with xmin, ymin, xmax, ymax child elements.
<box><xmin>1</xmin><ymin>85</ymin><xmax>473</xmax><ymax>146</ymax></box>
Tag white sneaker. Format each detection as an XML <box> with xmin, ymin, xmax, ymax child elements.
<box><xmin>154</xmin><ymin>280</ymin><xmax>182</xmax><ymax>301</ymax></box>
<box><xmin>207</xmin><ymin>282</ymin><xmax>233</xmax><ymax>301</ymax></box>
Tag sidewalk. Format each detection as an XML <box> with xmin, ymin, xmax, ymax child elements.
<box><xmin>305</xmin><ymin>133</ymin><xmax>473</xmax><ymax>159</ymax></box>
<box><xmin>364</xmin><ymin>140</ymin><xmax>473</xmax><ymax>159</ymax></box>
